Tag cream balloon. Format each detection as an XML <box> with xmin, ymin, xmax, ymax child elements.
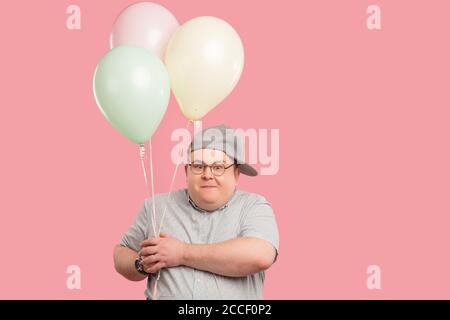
<box><xmin>165</xmin><ymin>16</ymin><xmax>244</xmax><ymax>121</ymax></box>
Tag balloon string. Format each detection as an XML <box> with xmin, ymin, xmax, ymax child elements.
<box><xmin>152</xmin><ymin>119</ymin><xmax>193</xmax><ymax>300</ymax></box>
<box><xmin>158</xmin><ymin>120</ymin><xmax>192</xmax><ymax>234</ymax></box>
<box><xmin>148</xmin><ymin>139</ymin><xmax>158</xmax><ymax>239</ymax></box>
<box><xmin>139</xmin><ymin>144</ymin><xmax>157</xmax><ymax>238</ymax></box>
<box><xmin>148</xmin><ymin>138</ymin><xmax>161</xmax><ymax>301</ymax></box>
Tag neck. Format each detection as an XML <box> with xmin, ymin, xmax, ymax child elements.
<box><xmin>187</xmin><ymin>189</ymin><xmax>236</xmax><ymax>212</ymax></box>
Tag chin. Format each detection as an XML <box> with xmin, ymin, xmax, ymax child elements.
<box><xmin>199</xmin><ymin>193</ymin><xmax>219</xmax><ymax>203</ymax></box>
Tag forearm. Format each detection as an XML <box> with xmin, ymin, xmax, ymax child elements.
<box><xmin>182</xmin><ymin>237</ymin><xmax>275</xmax><ymax>277</ymax></box>
<box><xmin>113</xmin><ymin>245</ymin><xmax>147</xmax><ymax>281</ymax></box>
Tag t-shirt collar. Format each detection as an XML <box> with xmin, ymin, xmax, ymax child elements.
<box><xmin>186</xmin><ymin>188</ymin><xmax>236</xmax><ymax>213</ymax></box>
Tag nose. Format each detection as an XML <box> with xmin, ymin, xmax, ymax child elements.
<box><xmin>201</xmin><ymin>166</ymin><xmax>214</xmax><ymax>179</ymax></box>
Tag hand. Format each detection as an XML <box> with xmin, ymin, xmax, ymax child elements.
<box><xmin>138</xmin><ymin>232</ymin><xmax>187</xmax><ymax>274</ymax></box>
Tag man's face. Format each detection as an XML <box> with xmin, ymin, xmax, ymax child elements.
<box><xmin>185</xmin><ymin>148</ymin><xmax>240</xmax><ymax>212</ymax></box>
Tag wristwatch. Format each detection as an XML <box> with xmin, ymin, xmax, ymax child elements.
<box><xmin>134</xmin><ymin>256</ymin><xmax>150</xmax><ymax>276</ymax></box>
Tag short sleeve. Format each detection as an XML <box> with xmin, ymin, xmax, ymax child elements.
<box><xmin>119</xmin><ymin>200</ymin><xmax>151</xmax><ymax>252</ymax></box>
<box><xmin>239</xmin><ymin>195</ymin><xmax>280</xmax><ymax>262</ymax></box>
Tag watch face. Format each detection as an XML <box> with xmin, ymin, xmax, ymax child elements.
<box><xmin>135</xmin><ymin>257</ymin><xmax>148</xmax><ymax>275</ymax></box>
<box><xmin>135</xmin><ymin>258</ymin><xmax>142</xmax><ymax>270</ymax></box>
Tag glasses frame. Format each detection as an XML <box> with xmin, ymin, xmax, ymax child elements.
<box><xmin>188</xmin><ymin>161</ymin><xmax>235</xmax><ymax>177</ymax></box>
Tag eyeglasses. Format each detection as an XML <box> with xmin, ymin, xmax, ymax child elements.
<box><xmin>188</xmin><ymin>162</ymin><xmax>235</xmax><ymax>177</ymax></box>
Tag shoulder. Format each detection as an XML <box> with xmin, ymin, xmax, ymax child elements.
<box><xmin>143</xmin><ymin>189</ymin><xmax>187</xmax><ymax>209</ymax></box>
<box><xmin>233</xmin><ymin>189</ymin><xmax>272</xmax><ymax>209</ymax></box>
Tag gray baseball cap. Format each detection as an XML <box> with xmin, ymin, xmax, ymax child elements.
<box><xmin>188</xmin><ymin>124</ymin><xmax>258</xmax><ymax>176</ymax></box>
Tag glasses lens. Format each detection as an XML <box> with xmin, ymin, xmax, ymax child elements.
<box><xmin>191</xmin><ymin>163</ymin><xmax>204</xmax><ymax>174</ymax></box>
<box><xmin>211</xmin><ymin>164</ymin><xmax>225</xmax><ymax>176</ymax></box>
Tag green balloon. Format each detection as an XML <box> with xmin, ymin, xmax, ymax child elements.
<box><xmin>93</xmin><ymin>45</ymin><xmax>170</xmax><ymax>144</ymax></box>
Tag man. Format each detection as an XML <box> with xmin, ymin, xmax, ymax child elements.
<box><xmin>113</xmin><ymin>124</ymin><xmax>279</xmax><ymax>299</ymax></box>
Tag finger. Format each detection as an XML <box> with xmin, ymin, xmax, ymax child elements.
<box><xmin>140</xmin><ymin>237</ymin><xmax>161</xmax><ymax>248</ymax></box>
<box><xmin>141</xmin><ymin>259</ymin><xmax>158</xmax><ymax>271</ymax></box>
<box><xmin>159</xmin><ymin>232</ymin><xmax>170</xmax><ymax>238</ymax></box>
<box><xmin>146</xmin><ymin>262</ymin><xmax>166</xmax><ymax>274</ymax></box>
<box><xmin>141</xmin><ymin>254</ymin><xmax>160</xmax><ymax>266</ymax></box>
<box><xmin>139</xmin><ymin>246</ymin><xmax>159</xmax><ymax>257</ymax></box>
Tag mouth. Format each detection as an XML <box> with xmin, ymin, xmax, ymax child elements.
<box><xmin>200</xmin><ymin>186</ymin><xmax>217</xmax><ymax>189</ymax></box>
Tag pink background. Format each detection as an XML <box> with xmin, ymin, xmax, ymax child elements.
<box><xmin>1</xmin><ymin>0</ymin><xmax>449</xmax><ymax>299</ymax></box>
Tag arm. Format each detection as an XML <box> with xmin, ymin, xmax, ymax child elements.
<box><xmin>183</xmin><ymin>236</ymin><xmax>277</xmax><ymax>277</ymax></box>
<box><xmin>113</xmin><ymin>244</ymin><xmax>148</xmax><ymax>282</ymax></box>
<box><xmin>139</xmin><ymin>233</ymin><xmax>276</xmax><ymax>277</ymax></box>
<box><xmin>115</xmin><ymin>199</ymin><xmax>155</xmax><ymax>281</ymax></box>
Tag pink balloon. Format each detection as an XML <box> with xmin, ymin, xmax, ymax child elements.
<box><xmin>110</xmin><ymin>2</ymin><xmax>179</xmax><ymax>60</ymax></box>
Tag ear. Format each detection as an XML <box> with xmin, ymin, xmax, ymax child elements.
<box><xmin>185</xmin><ymin>165</ymin><xmax>190</xmax><ymax>182</ymax></box>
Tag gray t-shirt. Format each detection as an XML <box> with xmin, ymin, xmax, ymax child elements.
<box><xmin>119</xmin><ymin>188</ymin><xmax>279</xmax><ymax>300</ymax></box>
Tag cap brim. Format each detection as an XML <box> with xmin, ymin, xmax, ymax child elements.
<box><xmin>237</xmin><ymin>164</ymin><xmax>258</xmax><ymax>176</ymax></box>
